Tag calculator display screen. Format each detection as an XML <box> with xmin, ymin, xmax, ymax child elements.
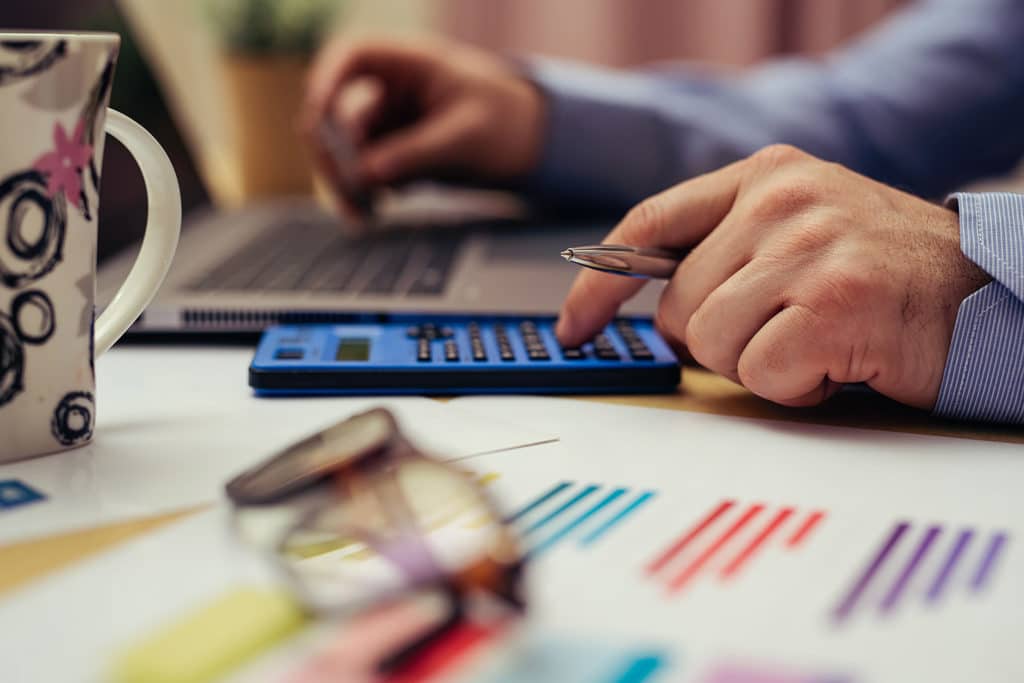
<box><xmin>336</xmin><ymin>338</ymin><xmax>371</xmax><ymax>361</ymax></box>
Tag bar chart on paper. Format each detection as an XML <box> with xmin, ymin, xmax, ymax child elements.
<box><xmin>504</xmin><ymin>480</ymin><xmax>657</xmax><ymax>558</ymax></box>
<box><xmin>646</xmin><ymin>499</ymin><xmax>826</xmax><ymax>595</ymax></box>
<box><xmin>831</xmin><ymin>520</ymin><xmax>1010</xmax><ymax>625</ymax></box>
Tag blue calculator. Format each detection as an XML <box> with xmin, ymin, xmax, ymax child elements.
<box><xmin>250</xmin><ymin>316</ymin><xmax>679</xmax><ymax>395</ymax></box>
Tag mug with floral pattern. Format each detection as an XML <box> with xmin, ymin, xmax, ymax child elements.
<box><xmin>0</xmin><ymin>32</ymin><xmax>180</xmax><ymax>462</ymax></box>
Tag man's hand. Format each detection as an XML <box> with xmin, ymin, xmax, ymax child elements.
<box><xmin>303</xmin><ymin>36</ymin><xmax>546</xmax><ymax>225</ymax></box>
<box><xmin>556</xmin><ymin>145</ymin><xmax>991</xmax><ymax>409</ymax></box>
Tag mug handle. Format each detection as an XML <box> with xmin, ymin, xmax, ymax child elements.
<box><xmin>94</xmin><ymin>109</ymin><xmax>181</xmax><ymax>355</ymax></box>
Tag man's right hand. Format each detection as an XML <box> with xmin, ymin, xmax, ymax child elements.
<box><xmin>303</xmin><ymin>37</ymin><xmax>547</xmax><ymax>226</ymax></box>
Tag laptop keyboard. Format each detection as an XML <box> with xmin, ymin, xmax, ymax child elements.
<box><xmin>188</xmin><ymin>221</ymin><xmax>463</xmax><ymax>297</ymax></box>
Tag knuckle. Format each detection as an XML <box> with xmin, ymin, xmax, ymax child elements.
<box><xmin>802</xmin><ymin>263</ymin><xmax>879</xmax><ymax>317</ymax></box>
<box><xmin>750</xmin><ymin>143</ymin><xmax>807</xmax><ymax>169</ymax></box>
<box><xmin>653</xmin><ymin>305</ymin><xmax>685</xmax><ymax>349</ymax></box>
<box><xmin>684</xmin><ymin>307</ymin><xmax>718</xmax><ymax>368</ymax></box>
<box><xmin>755</xmin><ymin>179</ymin><xmax>824</xmax><ymax>221</ymax></box>
<box><xmin>622</xmin><ymin>197</ymin><xmax>667</xmax><ymax>245</ymax></box>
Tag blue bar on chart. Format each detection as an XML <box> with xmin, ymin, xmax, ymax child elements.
<box><xmin>471</xmin><ymin>633</ymin><xmax>670</xmax><ymax>683</ymax></box>
<box><xmin>505</xmin><ymin>481</ymin><xmax>572</xmax><ymax>523</ymax></box>
<box><xmin>528</xmin><ymin>488</ymin><xmax>627</xmax><ymax>557</ymax></box>
<box><xmin>581</xmin><ymin>491</ymin><xmax>656</xmax><ymax>547</ymax></box>
<box><xmin>507</xmin><ymin>480</ymin><xmax>656</xmax><ymax>555</ymax></box>
<box><xmin>832</xmin><ymin>521</ymin><xmax>1010</xmax><ymax>624</ymax></box>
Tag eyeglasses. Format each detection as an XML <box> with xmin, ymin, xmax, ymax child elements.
<box><xmin>224</xmin><ymin>408</ymin><xmax>526</xmax><ymax>672</ymax></box>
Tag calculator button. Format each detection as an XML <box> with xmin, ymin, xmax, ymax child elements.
<box><xmin>499</xmin><ymin>349</ymin><xmax>515</xmax><ymax>361</ymax></box>
<box><xmin>421</xmin><ymin>323</ymin><xmax>439</xmax><ymax>340</ymax></box>
<box><xmin>440</xmin><ymin>327</ymin><xmax>455</xmax><ymax>339</ymax></box>
<box><xmin>444</xmin><ymin>340</ymin><xmax>459</xmax><ymax>361</ymax></box>
<box><xmin>417</xmin><ymin>338</ymin><xmax>431</xmax><ymax>362</ymax></box>
<box><xmin>630</xmin><ymin>349</ymin><xmax>655</xmax><ymax>361</ymax></box>
<box><xmin>406</xmin><ymin>326</ymin><xmax>421</xmax><ymax>339</ymax></box>
<box><xmin>528</xmin><ymin>350</ymin><xmax>550</xmax><ymax>361</ymax></box>
<box><xmin>274</xmin><ymin>348</ymin><xmax>305</xmax><ymax>360</ymax></box>
<box><xmin>561</xmin><ymin>348</ymin><xmax>585</xmax><ymax>360</ymax></box>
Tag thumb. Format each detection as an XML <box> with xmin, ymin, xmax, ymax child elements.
<box><xmin>359</xmin><ymin>105</ymin><xmax>471</xmax><ymax>184</ymax></box>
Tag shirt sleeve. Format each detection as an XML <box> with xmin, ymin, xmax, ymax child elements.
<box><xmin>524</xmin><ymin>0</ymin><xmax>1024</xmax><ymax>210</ymax></box>
<box><xmin>934</xmin><ymin>193</ymin><xmax>1024</xmax><ymax>424</ymax></box>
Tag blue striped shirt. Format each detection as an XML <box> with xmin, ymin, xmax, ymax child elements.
<box><xmin>528</xmin><ymin>0</ymin><xmax>1024</xmax><ymax>423</ymax></box>
<box><xmin>934</xmin><ymin>194</ymin><xmax>1024</xmax><ymax>423</ymax></box>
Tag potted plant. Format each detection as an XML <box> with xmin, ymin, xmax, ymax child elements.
<box><xmin>201</xmin><ymin>0</ymin><xmax>342</xmax><ymax>199</ymax></box>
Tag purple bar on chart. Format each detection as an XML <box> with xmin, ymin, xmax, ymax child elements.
<box><xmin>831</xmin><ymin>522</ymin><xmax>909</xmax><ymax>624</ymax></box>
<box><xmin>925</xmin><ymin>528</ymin><xmax>974</xmax><ymax>604</ymax></box>
<box><xmin>971</xmin><ymin>532</ymin><xmax>1009</xmax><ymax>592</ymax></box>
<box><xmin>879</xmin><ymin>525</ymin><xmax>941</xmax><ymax>614</ymax></box>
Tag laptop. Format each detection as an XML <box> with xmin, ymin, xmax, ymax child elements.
<box><xmin>97</xmin><ymin>195</ymin><xmax>662</xmax><ymax>335</ymax></box>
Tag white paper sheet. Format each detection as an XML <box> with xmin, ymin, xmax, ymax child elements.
<box><xmin>0</xmin><ymin>348</ymin><xmax>555</xmax><ymax>545</ymax></box>
<box><xmin>447</xmin><ymin>397</ymin><xmax>1024</xmax><ymax>682</ymax></box>
<box><xmin>4</xmin><ymin>395</ymin><xmax>1023</xmax><ymax>682</ymax></box>
<box><xmin>4</xmin><ymin>430</ymin><xmax>1023</xmax><ymax>683</ymax></box>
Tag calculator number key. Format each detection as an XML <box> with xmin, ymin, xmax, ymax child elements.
<box><xmin>615</xmin><ymin>320</ymin><xmax>655</xmax><ymax>361</ymax></box>
<box><xmin>469</xmin><ymin>323</ymin><xmax>488</xmax><ymax>362</ymax></box>
<box><xmin>592</xmin><ymin>333</ymin><xmax>620</xmax><ymax>361</ymax></box>
<box><xmin>519</xmin><ymin>321</ymin><xmax>550</xmax><ymax>361</ymax></box>
<box><xmin>495</xmin><ymin>324</ymin><xmax>515</xmax><ymax>362</ymax></box>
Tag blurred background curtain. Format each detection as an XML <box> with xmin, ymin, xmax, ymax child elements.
<box><xmin>438</xmin><ymin>0</ymin><xmax>908</xmax><ymax>67</ymax></box>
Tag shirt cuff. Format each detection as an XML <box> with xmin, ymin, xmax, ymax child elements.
<box><xmin>522</xmin><ymin>58</ymin><xmax>674</xmax><ymax>210</ymax></box>
<box><xmin>934</xmin><ymin>282</ymin><xmax>1024</xmax><ymax>423</ymax></box>
<box><xmin>934</xmin><ymin>191</ymin><xmax>1024</xmax><ymax>423</ymax></box>
<box><xmin>950</xmin><ymin>192</ymin><xmax>1024</xmax><ymax>300</ymax></box>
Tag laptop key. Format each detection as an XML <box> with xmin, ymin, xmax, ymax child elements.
<box><xmin>362</xmin><ymin>239</ymin><xmax>414</xmax><ymax>295</ymax></box>
<box><xmin>406</xmin><ymin>238</ymin><xmax>461</xmax><ymax>295</ymax></box>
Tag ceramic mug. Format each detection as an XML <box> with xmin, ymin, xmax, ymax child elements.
<box><xmin>0</xmin><ymin>32</ymin><xmax>180</xmax><ymax>462</ymax></box>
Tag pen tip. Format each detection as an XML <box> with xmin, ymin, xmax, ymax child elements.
<box><xmin>560</xmin><ymin>249</ymin><xmax>573</xmax><ymax>261</ymax></box>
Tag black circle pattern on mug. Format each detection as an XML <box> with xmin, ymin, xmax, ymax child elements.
<box><xmin>51</xmin><ymin>391</ymin><xmax>94</xmax><ymax>446</ymax></box>
<box><xmin>0</xmin><ymin>289</ymin><xmax>58</xmax><ymax>407</ymax></box>
<box><xmin>0</xmin><ymin>314</ymin><xmax>24</xmax><ymax>406</ymax></box>
<box><xmin>0</xmin><ymin>170</ymin><xmax>67</xmax><ymax>288</ymax></box>
<box><xmin>11</xmin><ymin>289</ymin><xmax>54</xmax><ymax>344</ymax></box>
<box><xmin>0</xmin><ymin>40</ymin><xmax>66</xmax><ymax>87</ymax></box>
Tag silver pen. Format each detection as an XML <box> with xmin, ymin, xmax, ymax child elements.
<box><xmin>560</xmin><ymin>244</ymin><xmax>686</xmax><ymax>279</ymax></box>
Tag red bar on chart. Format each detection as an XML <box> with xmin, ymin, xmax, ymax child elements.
<box><xmin>647</xmin><ymin>499</ymin><xmax>735</xmax><ymax>575</ymax></box>
<box><xmin>720</xmin><ymin>507</ymin><xmax>794</xmax><ymax>580</ymax></box>
<box><xmin>786</xmin><ymin>510</ymin><xmax>825</xmax><ymax>549</ymax></box>
<box><xmin>668</xmin><ymin>504</ymin><xmax>765</xmax><ymax>592</ymax></box>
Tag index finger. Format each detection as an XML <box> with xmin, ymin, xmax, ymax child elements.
<box><xmin>555</xmin><ymin>160</ymin><xmax>745</xmax><ymax>346</ymax></box>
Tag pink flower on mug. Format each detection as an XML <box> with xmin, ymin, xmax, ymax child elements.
<box><xmin>32</xmin><ymin>119</ymin><xmax>92</xmax><ymax>208</ymax></box>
